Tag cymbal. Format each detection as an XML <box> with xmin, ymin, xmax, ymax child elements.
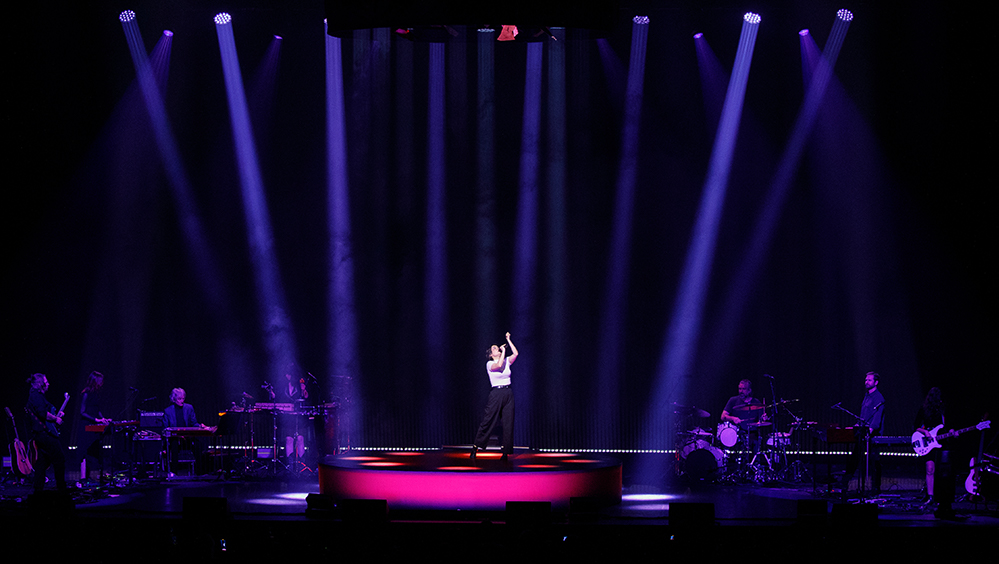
<box><xmin>672</xmin><ymin>402</ymin><xmax>710</xmax><ymax>418</ymax></box>
<box><xmin>745</xmin><ymin>421</ymin><xmax>772</xmax><ymax>428</ymax></box>
<box><xmin>731</xmin><ymin>403</ymin><xmax>765</xmax><ymax>411</ymax></box>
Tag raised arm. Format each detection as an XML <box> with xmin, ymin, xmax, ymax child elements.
<box><xmin>489</xmin><ymin>345</ymin><xmax>507</xmax><ymax>372</ymax></box>
<box><xmin>505</xmin><ymin>332</ymin><xmax>519</xmax><ymax>364</ymax></box>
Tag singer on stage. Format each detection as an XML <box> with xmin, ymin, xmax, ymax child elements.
<box><xmin>471</xmin><ymin>332</ymin><xmax>519</xmax><ymax>461</ymax></box>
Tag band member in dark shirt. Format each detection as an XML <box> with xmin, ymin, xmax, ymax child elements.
<box><xmin>78</xmin><ymin>371</ymin><xmax>111</xmax><ymax>477</ymax></box>
<box><xmin>845</xmin><ymin>371</ymin><xmax>885</xmax><ymax>495</ymax></box>
<box><xmin>720</xmin><ymin>379</ymin><xmax>766</xmax><ymax>430</ymax></box>
<box><xmin>162</xmin><ymin>387</ymin><xmax>199</xmax><ymax>428</ymax></box>
<box><xmin>25</xmin><ymin>373</ymin><xmax>68</xmax><ymax>494</ymax></box>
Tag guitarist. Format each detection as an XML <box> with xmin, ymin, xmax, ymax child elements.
<box><xmin>25</xmin><ymin>373</ymin><xmax>68</xmax><ymax>494</ymax></box>
<box><xmin>913</xmin><ymin>387</ymin><xmax>945</xmax><ymax>504</ymax></box>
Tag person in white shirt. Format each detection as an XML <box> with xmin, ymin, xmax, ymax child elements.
<box><xmin>471</xmin><ymin>332</ymin><xmax>519</xmax><ymax>461</ymax></box>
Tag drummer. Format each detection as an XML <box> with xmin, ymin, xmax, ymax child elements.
<box><xmin>721</xmin><ymin>379</ymin><xmax>768</xmax><ymax>432</ymax></box>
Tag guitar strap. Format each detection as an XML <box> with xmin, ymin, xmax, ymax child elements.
<box><xmin>24</xmin><ymin>403</ymin><xmax>57</xmax><ymax>438</ymax></box>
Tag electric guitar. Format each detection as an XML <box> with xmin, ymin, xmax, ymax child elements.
<box><xmin>4</xmin><ymin>407</ymin><xmax>33</xmax><ymax>475</ymax></box>
<box><xmin>45</xmin><ymin>393</ymin><xmax>71</xmax><ymax>437</ymax></box>
<box><xmin>911</xmin><ymin>420</ymin><xmax>990</xmax><ymax>456</ymax></box>
<box><xmin>966</xmin><ymin>414</ymin><xmax>991</xmax><ymax>497</ymax></box>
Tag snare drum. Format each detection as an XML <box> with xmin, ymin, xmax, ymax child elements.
<box><xmin>766</xmin><ymin>432</ymin><xmax>791</xmax><ymax>447</ymax></box>
<box><xmin>717</xmin><ymin>421</ymin><xmax>740</xmax><ymax>447</ymax></box>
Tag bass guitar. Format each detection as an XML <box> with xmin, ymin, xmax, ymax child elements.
<box><xmin>46</xmin><ymin>393</ymin><xmax>71</xmax><ymax>437</ymax></box>
<box><xmin>4</xmin><ymin>407</ymin><xmax>33</xmax><ymax>475</ymax></box>
<box><xmin>911</xmin><ymin>420</ymin><xmax>990</xmax><ymax>456</ymax></box>
<box><xmin>966</xmin><ymin>414</ymin><xmax>991</xmax><ymax>497</ymax></box>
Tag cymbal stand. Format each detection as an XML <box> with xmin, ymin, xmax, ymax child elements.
<box><xmin>268</xmin><ymin>408</ymin><xmax>288</xmax><ymax>475</ymax></box>
<box><xmin>238</xmin><ymin>398</ymin><xmax>265</xmax><ymax>477</ymax></box>
<box><xmin>749</xmin><ymin>429</ymin><xmax>784</xmax><ymax>484</ymax></box>
<box><xmin>287</xmin><ymin>402</ymin><xmax>314</xmax><ymax>475</ymax></box>
<box><xmin>727</xmin><ymin>430</ymin><xmax>757</xmax><ymax>483</ymax></box>
<box><xmin>763</xmin><ymin>377</ymin><xmax>790</xmax><ymax>481</ymax></box>
<box><xmin>780</xmin><ymin>410</ymin><xmax>811</xmax><ymax>483</ymax></box>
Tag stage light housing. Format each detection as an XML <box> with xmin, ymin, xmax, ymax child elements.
<box><xmin>163</xmin><ymin>30</ymin><xmax>174</xmax><ymax>37</ymax></box>
<box><xmin>799</xmin><ymin>29</ymin><xmax>809</xmax><ymax>36</ymax></box>
<box><xmin>744</xmin><ymin>12</ymin><xmax>761</xmax><ymax>24</ymax></box>
<box><xmin>119</xmin><ymin>10</ymin><xmax>135</xmax><ymax>23</ymax></box>
<box><xmin>633</xmin><ymin>16</ymin><xmax>649</xmax><ymax>25</ymax></box>
<box><xmin>837</xmin><ymin>9</ymin><xmax>854</xmax><ymax>22</ymax></box>
<box><xmin>693</xmin><ymin>32</ymin><xmax>703</xmax><ymax>39</ymax></box>
<box><xmin>214</xmin><ymin>12</ymin><xmax>232</xmax><ymax>25</ymax></box>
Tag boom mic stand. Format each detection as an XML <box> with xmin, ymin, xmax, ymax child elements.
<box><xmin>833</xmin><ymin>403</ymin><xmax>875</xmax><ymax>501</ymax></box>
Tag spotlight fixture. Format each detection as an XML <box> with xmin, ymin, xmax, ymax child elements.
<box><xmin>163</xmin><ymin>30</ymin><xmax>174</xmax><ymax>37</ymax></box>
<box><xmin>693</xmin><ymin>32</ymin><xmax>703</xmax><ymax>39</ymax></box>
<box><xmin>214</xmin><ymin>12</ymin><xmax>232</xmax><ymax>25</ymax></box>
<box><xmin>744</xmin><ymin>12</ymin><xmax>761</xmax><ymax>25</ymax></box>
<box><xmin>837</xmin><ymin>9</ymin><xmax>854</xmax><ymax>22</ymax></box>
<box><xmin>119</xmin><ymin>10</ymin><xmax>136</xmax><ymax>23</ymax></box>
<box><xmin>633</xmin><ymin>16</ymin><xmax>650</xmax><ymax>25</ymax></box>
<box><xmin>799</xmin><ymin>29</ymin><xmax>809</xmax><ymax>36</ymax></box>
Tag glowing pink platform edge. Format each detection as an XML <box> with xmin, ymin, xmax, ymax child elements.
<box><xmin>318</xmin><ymin>450</ymin><xmax>622</xmax><ymax>510</ymax></box>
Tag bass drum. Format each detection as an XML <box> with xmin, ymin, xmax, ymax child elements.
<box><xmin>681</xmin><ymin>440</ymin><xmax>725</xmax><ymax>481</ymax></box>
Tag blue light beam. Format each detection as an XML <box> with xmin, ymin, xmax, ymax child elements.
<box><xmin>595</xmin><ymin>17</ymin><xmax>648</xmax><ymax>447</ymax></box>
<box><xmin>325</xmin><ymin>22</ymin><xmax>361</xmax><ymax>446</ymax></box>
<box><xmin>120</xmin><ymin>13</ymin><xmax>251</xmax><ymax>400</ymax></box>
<box><xmin>215</xmin><ymin>14</ymin><xmax>299</xmax><ymax>382</ymax></box>
<box><xmin>642</xmin><ymin>15</ymin><xmax>761</xmax><ymax>467</ymax></box>
<box><xmin>511</xmin><ymin>43</ymin><xmax>544</xmax><ymax>445</ymax></box>
<box><xmin>475</xmin><ymin>30</ymin><xmax>499</xmax><ymax>359</ymax></box>
<box><xmin>703</xmin><ymin>12</ymin><xmax>854</xmax><ymax>377</ymax></box>
<box><xmin>543</xmin><ymin>28</ymin><xmax>570</xmax><ymax>448</ymax></box>
<box><xmin>424</xmin><ymin>42</ymin><xmax>449</xmax><ymax>431</ymax></box>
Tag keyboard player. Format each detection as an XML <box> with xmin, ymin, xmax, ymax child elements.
<box><xmin>162</xmin><ymin>387</ymin><xmax>209</xmax><ymax>475</ymax></box>
<box><xmin>163</xmin><ymin>388</ymin><xmax>200</xmax><ymax>428</ymax></box>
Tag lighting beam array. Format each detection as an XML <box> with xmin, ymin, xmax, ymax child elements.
<box><xmin>113</xmin><ymin>8</ymin><xmax>859</xmax><ymax>452</ymax></box>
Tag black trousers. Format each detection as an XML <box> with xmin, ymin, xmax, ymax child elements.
<box><xmin>845</xmin><ymin>439</ymin><xmax>881</xmax><ymax>493</ymax></box>
<box><xmin>473</xmin><ymin>387</ymin><xmax>515</xmax><ymax>454</ymax></box>
<box><xmin>32</xmin><ymin>432</ymin><xmax>67</xmax><ymax>493</ymax></box>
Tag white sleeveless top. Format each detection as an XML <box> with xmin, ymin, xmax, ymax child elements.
<box><xmin>486</xmin><ymin>358</ymin><xmax>511</xmax><ymax>387</ymax></box>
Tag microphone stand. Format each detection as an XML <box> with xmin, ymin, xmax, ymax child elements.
<box><xmin>765</xmin><ymin>376</ymin><xmax>784</xmax><ymax>478</ymax></box>
<box><xmin>832</xmin><ymin>403</ymin><xmax>874</xmax><ymax>501</ymax></box>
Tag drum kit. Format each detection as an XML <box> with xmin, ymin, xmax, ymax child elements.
<box><xmin>673</xmin><ymin>399</ymin><xmax>807</xmax><ymax>484</ymax></box>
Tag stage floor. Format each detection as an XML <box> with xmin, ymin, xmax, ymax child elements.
<box><xmin>1</xmin><ymin>451</ymin><xmax>996</xmax><ymax>559</ymax></box>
